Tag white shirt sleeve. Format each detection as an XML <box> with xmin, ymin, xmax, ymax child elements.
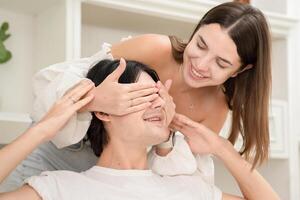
<box><xmin>148</xmin><ymin>133</ymin><xmax>197</xmax><ymax>176</ymax></box>
<box><xmin>24</xmin><ymin>171</ymin><xmax>60</xmax><ymax>200</ymax></box>
<box><xmin>148</xmin><ymin>132</ymin><xmax>216</xmax><ymax>184</ymax></box>
<box><xmin>31</xmin><ymin>43</ymin><xmax>113</xmax><ymax>148</ymax></box>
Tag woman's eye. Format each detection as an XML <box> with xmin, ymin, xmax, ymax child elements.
<box><xmin>197</xmin><ymin>43</ymin><xmax>205</xmax><ymax>49</ymax></box>
<box><xmin>217</xmin><ymin>62</ymin><xmax>227</xmax><ymax>69</ymax></box>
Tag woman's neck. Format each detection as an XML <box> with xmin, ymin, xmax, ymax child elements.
<box><xmin>96</xmin><ymin>140</ymin><xmax>149</xmax><ymax>170</ymax></box>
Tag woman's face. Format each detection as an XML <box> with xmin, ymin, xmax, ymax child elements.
<box><xmin>182</xmin><ymin>23</ymin><xmax>242</xmax><ymax>88</ymax></box>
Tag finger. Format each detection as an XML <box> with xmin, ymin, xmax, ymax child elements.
<box><xmin>72</xmin><ymin>94</ymin><xmax>95</xmax><ymax>112</ymax></box>
<box><xmin>173</xmin><ymin>114</ymin><xmax>212</xmax><ymax>138</ymax></box>
<box><xmin>172</xmin><ymin>113</ymin><xmax>197</xmax><ymax>128</ymax></box>
<box><xmin>170</xmin><ymin>121</ymin><xmax>184</xmax><ymax>132</ymax></box>
<box><xmin>157</xmin><ymin>82</ymin><xmax>171</xmax><ymax>100</ymax></box>
<box><xmin>150</xmin><ymin>97</ymin><xmax>164</xmax><ymax>109</ymax></box>
<box><xmin>131</xmin><ymin>93</ymin><xmax>158</xmax><ymax>107</ymax></box>
<box><xmin>175</xmin><ymin>114</ymin><xmax>208</xmax><ymax>131</ymax></box>
<box><xmin>129</xmin><ymin>87</ymin><xmax>159</xmax><ymax>99</ymax></box>
<box><xmin>63</xmin><ymin>79</ymin><xmax>93</xmax><ymax>100</ymax></box>
<box><xmin>164</xmin><ymin>79</ymin><xmax>172</xmax><ymax>91</ymax></box>
<box><xmin>170</xmin><ymin>122</ymin><xmax>195</xmax><ymax>138</ymax></box>
<box><xmin>125</xmin><ymin>82</ymin><xmax>156</xmax><ymax>92</ymax></box>
<box><xmin>156</xmin><ymin>81</ymin><xmax>162</xmax><ymax>88</ymax></box>
<box><xmin>69</xmin><ymin>82</ymin><xmax>95</xmax><ymax>102</ymax></box>
<box><xmin>126</xmin><ymin>102</ymin><xmax>152</xmax><ymax>114</ymax></box>
<box><xmin>63</xmin><ymin>94</ymin><xmax>95</xmax><ymax>120</ymax></box>
<box><xmin>106</xmin><ymin>57</ymin><xmax>126</xmax><ymax>81</ymax></box>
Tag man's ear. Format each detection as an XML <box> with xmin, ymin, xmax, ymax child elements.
<box><xmin>231</xmin><ymin>64</ymin><xmax>253</xmax><ymax>78</ymax></box>
<box><xmin>94</xmin><ymin>112</ymin><xmax>111</xmax><ymax>122</ymax></box>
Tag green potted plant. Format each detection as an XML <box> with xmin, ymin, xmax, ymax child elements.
<box><xmin>0</xmin><ymin>22</ymin><xmax>12</xmax><ymax>64</ymax></box>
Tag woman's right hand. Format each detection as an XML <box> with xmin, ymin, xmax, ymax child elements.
<box><xmin>81</xmin><ymin>58</ymin><xmax>159</xmax><ymax>115</ymax></box>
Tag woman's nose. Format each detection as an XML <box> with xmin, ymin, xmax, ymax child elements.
<box><xmin>195</xmin><ymin>57</ymin><xmax>210</xmax><ymax>72</ymax></box>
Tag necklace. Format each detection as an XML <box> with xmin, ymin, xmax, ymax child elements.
<box><xmin>189</xmin><ymin>103</ymin><xmax>195</xmax><ymax>110</ymax></box>
<box><xmin>188</xmin><ymin>93</ymin><xmax>195</xmax><ymax>110</ymax></box>
<box><xmin>178</xmin><ymin>64</ymin><xmax>196</xmax><ymax>111</ymax></box>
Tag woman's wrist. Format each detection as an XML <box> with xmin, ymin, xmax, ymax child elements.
<box><xmin>213</xmin><ymin>137</ymin><xmax>247</xmax><ymax>170</ymax></box>
<box><xmin>28</xmin><ymin>123</ymin><xmax>52</xmax><ymax>144</ymax></box>
<box><xmin>212</xmin><ymin>137</ymin><xmax>235</xmax><ymax>159</ymax></box>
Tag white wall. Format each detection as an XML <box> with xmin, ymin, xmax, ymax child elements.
<box><xmin>272</xmin><ymin>39</ymin><xmax>288</xmax><ymax>100</ymax></box>
<box><xmin>34</xmin><ymin>1</ymin><xmax>66</xmax><ymax>72</ymax></box>
<box><xmin>0</xmin><ymin>8</ymin><xmax>34</xmax><ymax>113</ymax></box>
<box><xmin>0</xmin><ymin>1</ymin><xmax>68</xmax><ymax>113</ymax></box>
<box><xmin>215</xmin><ymin>159</ymin><xmax>290</xmax><ymax>200</ymax></box>
<box><xmin>212</xmin><ymin>0</ymin><xmax>287</xmax><ymax>14</ymax></box>
<box><xmin>81</xmin><ymin>4</ymin><xmax>194</xmax><ymax>57</ymax></box>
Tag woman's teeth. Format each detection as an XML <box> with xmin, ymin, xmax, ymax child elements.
<box><xmin>191</xmin><ymin>67</ymin><xmax>204</xmax><ymax>78</ymax></box>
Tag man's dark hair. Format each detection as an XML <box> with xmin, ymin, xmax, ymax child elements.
<box><xmin>86</xmin><ymin>59</ymin><xmax>159</xmax><ymax>157</ymax></box>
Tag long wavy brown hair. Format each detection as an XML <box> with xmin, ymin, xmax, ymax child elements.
<box><xmin>169</xmin><ymin>2</ymin><xmax>271</xmax><ymax>168</ymax></box>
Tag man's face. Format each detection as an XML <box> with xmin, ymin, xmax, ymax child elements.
<box><xmin>108</xmin><ymin>72</ymin><xmax>170</xmax><ymax>147</ymax></box>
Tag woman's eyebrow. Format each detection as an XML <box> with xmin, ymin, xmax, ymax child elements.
<box><xmin>198</xmin><ymin>35</ymin><xmax>207</xmax><ymax>47</ymax></box>
<box><xmin>218</xmin><ymin>57</ymin><xmax>233</xmax><ymax>66</ymax></box>
<box><xmin>198</xmin><ymin>34</ymin><xmax>233</xmax><ymax>66</ymax></box>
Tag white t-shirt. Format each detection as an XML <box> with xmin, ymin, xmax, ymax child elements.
<box><xmin>25</xmin><ymin>166</ymin><xmax>222</xmax><ymax>200</ymax></box>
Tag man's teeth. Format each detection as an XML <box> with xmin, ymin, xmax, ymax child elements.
<box><xmin>145</xmin><ymin>117</ymin><xmax>161</xmax><ymax>122</ymax></box>
<box><xmin>191</xmin><ymin>67</ymin><xmax>204</xmax><ymax>78</ymax></box>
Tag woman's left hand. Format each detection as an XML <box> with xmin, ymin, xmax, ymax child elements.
<box><xmin>36</xmin><ymin>79</ymin><xmax>95</xmax><ymax>141</ymax></box>
<box><xmin>170</xmin><ymin>113</ymin><xmax>224</xmax><ymax>155</ymax></box>
<box><xmin>151</xmin><ymin>80</ymin><xmax>176</xmax><ymax>126</ymax></box>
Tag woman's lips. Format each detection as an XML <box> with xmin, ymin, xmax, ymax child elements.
<box><xmin>188</xmin><ymin>63</ymin><xmax>207</xmax><ymax>80</ymax></box>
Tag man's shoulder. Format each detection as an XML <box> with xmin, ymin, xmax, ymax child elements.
<box><xmin>36</xmin><ymin>170</ymin><xmax>87</xmax><ymax>181</ymax></box>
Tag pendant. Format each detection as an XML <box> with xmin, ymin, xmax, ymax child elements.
<box><xmin>189</xmin><ymin>103</ymin><xmax>195</xmax><ymax>110</ymax></box>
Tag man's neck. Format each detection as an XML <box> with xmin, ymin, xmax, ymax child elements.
<box><xmin>96</xmin><ymin>140</ymin><xmax>149</xmax><ymax>170</ymax></box>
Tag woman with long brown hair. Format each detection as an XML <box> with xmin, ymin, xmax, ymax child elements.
<box><xmin>111</xmin><ymin>1</ymin><xmax>271</xmax><ymax>167</ymax></box>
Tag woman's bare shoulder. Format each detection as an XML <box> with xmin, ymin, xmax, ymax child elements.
<box><xmin>112</xmin><ymin>34</ymin><xmax>171</xmax><ymax>52</ymax></box>
<box><xmin>111</xmin><ymin>34</ymin><xmax>173</xmax><ymax>66</ymax></box>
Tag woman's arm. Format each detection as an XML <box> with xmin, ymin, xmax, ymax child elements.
<box><xmin>0</xmin><ymin>126</ymin><xmax>46</xmax><ymax>184</ymax></box>
<box><xmin>0</xmin><ymin>79</ymin><xmax>94</xmax><ymax>183</ymax></box>
<box><xmin>216</xmin><ymin>139</ymin><xmax>279</xmax><ymax>200</ymax></box>
<box><xmin>171</xmin><ymin>113</ymin><xmax>280</xmax><ymax>200</ymax></box>
<box><xmin>0</xmin><ymin>185</ymin><xmax>41</xmax><ymax>200</ymax></box>
<box><xmin>222</xmin><ymin>193</ymin><xmax>245</xmax><ymax>200</ymax></box>
<box><xmin>111</xmin><ymin>34</ymin><xmax>173</xmax><ymax>70</ymax></box>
